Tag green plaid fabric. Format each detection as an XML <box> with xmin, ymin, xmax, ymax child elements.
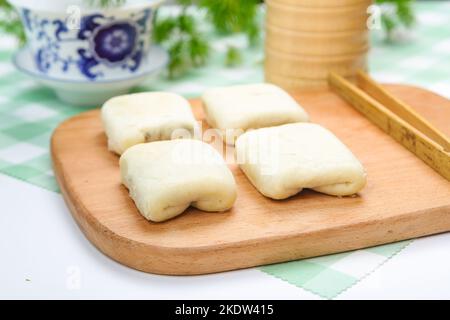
<box><xmin>0</xmin><ymin>1</ymin><xmax>448</xmax><ymax>299</ymax></box>
<box><xmin>261</xmin><ymin>241</ymin><xmax>411</xmax><ymax>299</ymax></box>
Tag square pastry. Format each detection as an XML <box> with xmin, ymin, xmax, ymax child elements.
<box><xmin>120</xmin><ymin>140</ymin><xmax>237</xmax><ymax>222</ymax></box>
<box><xmin>235</xmin><ymin>123</ymin><xmax>367</xmax><ymax>199</ymax></box>
<box><xmin>201</xmin><ymin>83</ymin><xmax>309</xmax><ymax>144</ymax></box>
<box><xmin>102</xmin><ymin>92</ymin><xmax>198</xmax><ymax>154</ymax></box>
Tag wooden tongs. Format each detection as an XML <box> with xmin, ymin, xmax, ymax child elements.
<box><xmin>328</xmin><ymin>70</ymin><xmax>450</xmax><ymax>181</ymax></box>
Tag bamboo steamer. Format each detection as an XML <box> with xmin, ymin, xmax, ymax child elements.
<box><xmin>266</xmin><ymin>0</ymin><xmax>371</xmax><ymax>32</ymax></box>
<box><xmin>265</xmin><ymin>72</ymin><xmax>329</xmax><ymax>90</ymax></box>
<box><xmin>263</xmin><ymin>0</ymin><xmax>372</xmax><ymax>89</ymax></box>
<box><xmin>265</xmin><ymin>72</ymin><xmax>359</xmax><ymax>91</ymax></box>
<box><xmin>265</xmin><ymin>48</ymin><xmax>368</xmax><ymax>79</ymax></box>
<box><xmin>265</xmin><ymin>24</ymin><xmax>369</xmax><ymax>56</ymax></box>
<box><xmin>268</xmin><ymin>0</ymin><xmax>371</xmax><ymax>7</ymax></box>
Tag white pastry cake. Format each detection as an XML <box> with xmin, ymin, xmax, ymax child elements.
<box><xmin>120</xmin><ymin>140</ymin><xmax>237</xmax><ymax>222</ymax></box>
<box><xmin>102</xmin><ymin>92</ymin><xmax>198</xmax><ymax>155</ymax></box>
<box><xmin>201</xmin><ymin>83</ymin><xmax>309</xmax><ymax>145</ymax></box>
<box><xmin>235</xmin><ymin>123</ymin><xmax>367</xmax><ymax>199</ymax></box>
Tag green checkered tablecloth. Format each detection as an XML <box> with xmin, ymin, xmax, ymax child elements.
<box><xmin>1</xmin><ymin>2</ymin><xmax>449</xmax><ymax>299</ymax></box>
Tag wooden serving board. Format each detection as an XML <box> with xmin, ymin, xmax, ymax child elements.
<box><xmin>51</xmin><ymin>84</ymin><xmax>450</xmax><ymax>275</ymax></box>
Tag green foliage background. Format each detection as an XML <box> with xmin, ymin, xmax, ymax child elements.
<box><xmin>0</xmin><ymin>0</ymin><xmax>416</xmax><ymax>78</ymax></box>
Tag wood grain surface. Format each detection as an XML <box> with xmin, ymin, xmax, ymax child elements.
<box><xmin>51</xmin><ymin>84</ymin><xmax>450</xmax><ymax>275</ymax></box>
<box><xmin>265</xmin><ymin>0</ymin><xmax>370</xmax><ymax>32</ymax></box>
<box><xmin>265</xmin><ymin>24</ymin><xmax>369</xmax><ymax>56</ymax></box>
<box><xmin>265</xmin><ymin>48</ymin><xmax>368</xmax><ymax>79</ymax></box>
<box><xmin>329</xmin><ymin>73</ymin><xmax>450</xmax><ymax>181</ymax></box>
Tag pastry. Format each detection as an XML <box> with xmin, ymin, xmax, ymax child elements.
<box><xmin>201</xmin><ymin>83</ymin><xmax>309</xmax><ymax>144</ymax></box>
<box><xmin>235</xmin><ymin>123</ymin><xmax>367</xmax><ymax>199</ymax></box>
<box><xmin>102</xmin><ymin>92</ymin><xmax>198</xmax><ymax>154</ymax></box>
<box><xmin>120</xmin><ymin>140</ymin><xmax>237</xmax><ymax>222</ymax></box>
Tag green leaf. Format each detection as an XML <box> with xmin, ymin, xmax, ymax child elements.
<box><xmin>0</xmin><ymin>0</ymin><xmax>26</xmax><ymax>45</ymax></box>
<box><xmin>87</xmin><ymin>0</ymin><xmax>126</xmax><ymax>7</ymax></box>
<box><xmin>225</xmin><ymin>46</ymin><xmax>242</xmax><ymax>67</ymax></box>
<box><xmin>381</xmin><ymin>13</ymin><xmax>396</xmax><ymax>35</ymax></box>
<box><xmin>198</xmin><ymin>0</ymin><xmax>260</xmax><ymax>44</ymax></box>
<box><xmin>153</xmin><ymin>7</ymin><xmax>210</xmax><ymax>79</ymax></box>
<box><xmin>376</xmin><ymin>0</ymin><xmax>416</xmax><ymax>32</ymax></box>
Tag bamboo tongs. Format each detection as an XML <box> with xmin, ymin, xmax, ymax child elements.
<box><xmin>328</xmin><ymin>70</ymin><xmax>450</xmax><ymax>181</ymax></box>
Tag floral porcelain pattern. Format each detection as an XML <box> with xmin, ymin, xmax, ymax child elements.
<box><xmin>20</xmin><ymin>8</ymin><xmax>152</xmax><ymax>80</ymax></box>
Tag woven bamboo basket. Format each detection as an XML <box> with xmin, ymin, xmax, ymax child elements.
<box><xmin>265</xmin><ymin>48</ymin><xmax>368</xmax><ymax>79</ymax></box>
<box><xmin>265</xmin><ymin>24</ymin><xmax>369</xmax><ymax>56</ymax></box>
<box><xmin>264</xmin><ymin>0</ymin><xmax>372</xmax><ymax>90</ymax></box>
<box><xmin>265</xmin><ymin>0</ymin><xmax>370</xmax><ymax>32</ymax></box>
<box><xmin>265</xmin><ymin>73</ymin><xmax>329</xmax><ymax>90</ymax></box>
<box><xmin>268</xmin><ymin>0</ymin><xmax>370</xmax><ymax>7</ymax></box>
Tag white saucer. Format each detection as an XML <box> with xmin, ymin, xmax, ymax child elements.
<box><xmin>13</xmin><ymin>45</ymin><xmax>169</xmax><ymax>106</ymax></box>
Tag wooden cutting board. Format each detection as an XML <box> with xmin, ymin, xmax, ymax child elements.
<box><xmin>51</xmin><ymin>84</ymin><xmax>450</xmax><ymax>275</ymax></box>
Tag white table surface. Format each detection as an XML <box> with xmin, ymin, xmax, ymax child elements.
<box><xmin>1</xmin><ymin>172</ymin><xmax>450</xmax><ymax>299</ymax></box>
<box><xmin>2</xmin><ymin>1</ymin><xmax>450</xmax><ymax>299</ymax></box>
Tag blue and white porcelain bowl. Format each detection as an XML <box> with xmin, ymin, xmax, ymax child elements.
<box><xmin>13</xmin><ymin>45</ymin><xmax>168</xmax><ymax>106</ymax></box>
<box><xmin>9</xmin><ymin>0</ymin><xmax>164</xmax><ymax>81</ymax></box>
